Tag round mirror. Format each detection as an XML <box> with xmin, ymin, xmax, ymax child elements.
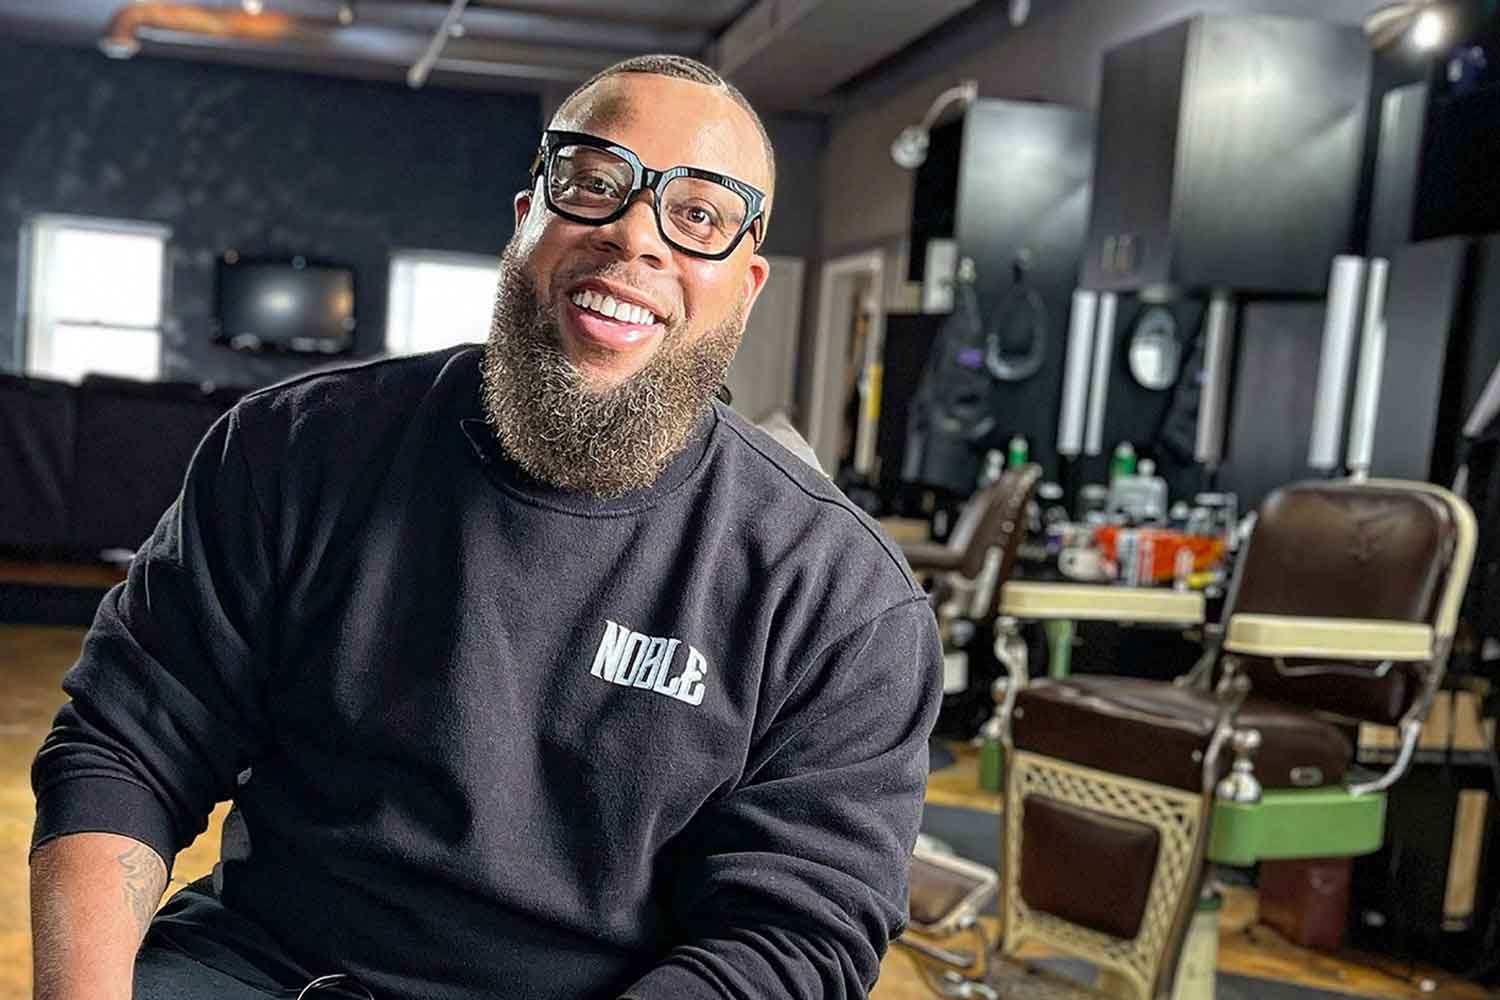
<box><xmin>1128</xmin><ymin>306</ymin><xmax>1181</xmax><ymax>390</ymax></box>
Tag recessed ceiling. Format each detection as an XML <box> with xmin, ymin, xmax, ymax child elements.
<box><xmin>0</xmin><ymin>0</ymin><xmax>985</xmax><ymax>111</ymax></box>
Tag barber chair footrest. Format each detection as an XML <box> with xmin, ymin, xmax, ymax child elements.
<box><xmin>982</xmin><ymin>957</ymin><xmax>1114</xmax><ymax>998</ymax></box>
<box><xmin>1206</xmin><ymin>788</ymin><xmax>1385</xmax><ymax>866</ymax></box>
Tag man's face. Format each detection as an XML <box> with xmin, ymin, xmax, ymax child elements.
<box><xmin>511</xmin><ymin>73</ymin><xmax>771</xmax><ymax>388</ymax></box>
<box><xmin>479</xmin><ymin>73</ymin><xmax>773</xmax><ymax>497</ymax></box>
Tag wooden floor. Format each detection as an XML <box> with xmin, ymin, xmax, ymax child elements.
<box><xmin>2</xmin><ymin>623</ymin><xmax>1494</xmax><ymax>999</ymax></box>
<box><xmin>0</xmin><ymin>558</ymin><xmax>125</xmax><ymax>588</ymax></box>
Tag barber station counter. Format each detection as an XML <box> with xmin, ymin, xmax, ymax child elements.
<box><xmin>998</xmin><ymin>581</ymin><xmax>1205</xmax><ymax>626</ymax></box>
<box><xmin>997</xmin><ymin>580</ymin><xmax>1206</xmax><ymax>680</ymax></box>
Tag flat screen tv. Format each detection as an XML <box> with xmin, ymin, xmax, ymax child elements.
<box><xmin>214</xmin><ymin>255</ymin><xmax>356</xmax><ymax>354</ymax></box>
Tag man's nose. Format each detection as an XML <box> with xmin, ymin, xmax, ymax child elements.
<box><xmin>587</xmin><ymin>193</ymin><xmax>670</xmax><ymax>267</ymax></box>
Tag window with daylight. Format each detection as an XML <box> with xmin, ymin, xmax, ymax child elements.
<box><xmin>385</xmin><ymin>251</ymin><xmax>498</xmax><ymax>356</ymax></box>
<box><xmin>23</xmin><ymin>216</ymin><xmax>169</xmax><ymax>383</ymax></box>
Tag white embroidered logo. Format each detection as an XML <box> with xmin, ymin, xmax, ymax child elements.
<box><xmin>589</xmin><ymin>619</ymin><xmax>709</xmax><ymax>707</ymax></box>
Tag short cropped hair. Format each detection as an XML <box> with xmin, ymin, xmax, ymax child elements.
<box><xmin>553</xmin><ymin>54</ymin><xmax>776</xmax><ymax>199</ymax></box>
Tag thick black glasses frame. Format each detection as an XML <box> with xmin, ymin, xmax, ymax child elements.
<box><xmin>530</xmin><ymin>129</ymin><xmax>766</xmax><ymax>261</ymax></box>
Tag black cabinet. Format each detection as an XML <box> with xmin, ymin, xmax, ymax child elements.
<box><xmin>903</xmin><ymin>99</ymin><xmax>1093</xmax><ymax>482</ymax></box>
<box><xmin>1082</xmin><ymin>13</ymin><xmax>1371</xmax><ymax>295</ymax></box>
<box><xmin>1369</xmin><ymin>236</ymin><xmax>1500</xmax><ymax>484</ymax></box>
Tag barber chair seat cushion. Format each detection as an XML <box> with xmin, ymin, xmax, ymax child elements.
<box><xmin>1013</xmin><ymin>677</ymin><xmax>1352</xmax><ymax>792</ymax></box>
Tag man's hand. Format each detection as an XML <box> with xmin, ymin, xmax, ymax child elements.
<box><xmin>31</xmin><ymin>831</ymin><xmax>168</xmax><ymax>1000</ymax></box>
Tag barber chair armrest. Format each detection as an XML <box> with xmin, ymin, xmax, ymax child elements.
<box><xmin>1224</xmin><ymin>614</ymin><xmax>1433</xmax><ymax>662</ymax></box>
<box><xmin>900</xmin><ymin>847</ymin><xmax>997</xmax><ymax>989</ymax></box>
<box><xmin>907</xmin><ymin>846</ymin><xmax>999</xmax><ymax>937</ymax></box>
<box><xmin>904</xmin><ymin>542</ymin><xmax>965</xmax><ymax>574</ymax></box>
<box><xmin>900</xmin><ymin>848</ymin><xmax>998</xmax><ymax>991</ymax></box>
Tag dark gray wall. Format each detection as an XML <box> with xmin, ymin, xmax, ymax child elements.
<box><xmin>0</xmin><ymin>38</ymin><xmax>538</xmax><ymax>387</ymax></box>
<box><xmin>758</xmin><ymin>114</ymin><xmax>827</xmax><ymax>429</ymax></box>
<box><xmin>758</xmin><ymin>114</ymin><xmax>825</xmax><ymax>261</ymax></box>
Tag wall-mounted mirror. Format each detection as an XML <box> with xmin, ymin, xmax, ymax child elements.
<box><xmin>1128</xmin><ymin>305</ymin><xmax>1181</xmax><ymax>390</ymax></box>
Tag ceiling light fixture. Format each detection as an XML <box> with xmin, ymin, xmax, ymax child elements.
<box><xmin>890</xmin><ymin>80</ymin><xmax>979</xmax><ymax>169</ymax></box>
<box><xmin>241</xmin><ymin>0</ymin><xmax>263</xmax><ymax>15</ymax></box>
<box><xmin>1364</xmin><ymin>1</ymin><xmax>1454</xmax><ymax>50</ymax></box>
<box><xmin>1412</xmin><ymin>8</ymin><xmax>1446</xmax><ymax>50</ymax></box>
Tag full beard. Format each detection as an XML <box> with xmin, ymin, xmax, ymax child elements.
<box><xmin>479</xmin><ymin>246</ymin><xmax>744</xmax><ymax>497</ymax></box>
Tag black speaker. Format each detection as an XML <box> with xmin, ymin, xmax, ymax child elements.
<box><xmin>1415</xmin><ymin>45</ymin><xmax>1500</xmax><ymax>242</ymax></box>
<box><xmin>1368</xmin><ymin>236</ymin><xmax>1500</xmax><ymax>485</ymax></box>
<box><xmin>1366</xmin><ymin>18</ymin><xmax>1500</xmax><ymax>252</ymax></box>
<box><xmin>1082</xmin><ymin>13</ymin><xmax>1371</xmax><ymax>295</ymax></box>
<box><xmin>1367</xmin><ymin>82</ymin><xmax>1428</xmax><ymax>258</ymax></box>
<box><xmin>1349</xmin><ymin>760</ymin><xmax>1500</xmax><ymax>976</ymax></box>
<box><xmin>1217</xmin><ymin>301</ymin><xmax>1326</xmax><ymax>511</ymax></box>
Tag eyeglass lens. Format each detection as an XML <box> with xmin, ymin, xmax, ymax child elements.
<box><xmin>548</xmin><ymin>144</ymin><xmax>750</xmax><ymax>256</ymax></box>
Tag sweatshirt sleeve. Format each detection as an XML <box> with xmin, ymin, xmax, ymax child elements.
<box><xmin>30</xmin><ymin>406</ymin><xmax>277</xmax><ymax>872</ymax></box>
<box><xmin>623</xmin><ymin>595</ymin><xmax>943</xmax><ymax>1000</ymax></box>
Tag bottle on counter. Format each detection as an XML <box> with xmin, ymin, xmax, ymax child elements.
<box><xmin>977</xmin><ymin>449</ymin><xmax>1005</xmax><ymax>488</ymax></box>
<box><xmin>1107</xmin><ymin>457</ymin><xmax>1169</xmax><ymax>525</ymax></box>
<box><xmin>1077</xmin><ymin>483</ymin><xmax>1109</xmax><ymax>524</ymax></box>
<box><xmin>1136</xmin><ymin>530</ymin><xmax>1156</xmax><ymax>586</ymax></box>
<box><xmin>1008</xmin><ymin>434</ymin><xmax>1029</xmax><ymax>469</ymax></box>
<box><xmin>1110</xmin><ymin>441</ymin><xmax>1137</xmax><ymax>481</ymax></box>
<box><xmin>1116</xmin><ymin>527</ymin><xmax>1137</xmax><ymax>584</ymax></box>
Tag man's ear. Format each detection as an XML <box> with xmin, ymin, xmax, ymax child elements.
<box><xmin>514</xmin><ymin>190</ymin><xmax>533</xmax><ymax>232</ymax></box>
<box><xmin>742</xmin><ymin>252</ymin><xmax>771</xmax><ymax>317</ymax></box>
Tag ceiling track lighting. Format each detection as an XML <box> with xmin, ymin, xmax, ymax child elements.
<box><xmin>407</xmin><ymin>0</ymin><xmax>469</xmax><ymax>89</ymax></box>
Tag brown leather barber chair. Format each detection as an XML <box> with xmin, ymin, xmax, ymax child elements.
<box><xmin>900</xmin><ymin>478</ymin><xmax>1476</xmax><ymax>1000</ymax></box>
<box><xmin>901</xmin><ymin>464</ymin><xmax>1042</xmax><ymax>634</ymax></box>
<box><xmin>897</xmin><ymin>466</ymin><xmax>1039</xmax><ymax>996</ymax></box>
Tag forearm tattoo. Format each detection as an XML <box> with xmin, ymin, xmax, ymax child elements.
<box><xmin>115</xmin><ymin>844</ymin><xmax>165</xmax><ymax>934</ymax></box>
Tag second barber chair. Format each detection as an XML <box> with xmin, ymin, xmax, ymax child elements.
<box><xmin>903</xmin><ymin>465</ymin><xmax>1043</xmax><ymax>735</ymax></box>
<box><xmin>904</xmin><ymin>478</ymin><xmax>1475</xmax><ymax>999</ymax></box>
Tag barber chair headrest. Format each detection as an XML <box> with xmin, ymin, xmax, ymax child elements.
<box><xmin>1231</xmin><ymin>482</ymin><xmax>1455</xmax><ymax>624</ymax></box>
<box><xmin>902</xmin><ymin>464</ymin><xmax>1041</xmax><ymax>579</ymax></box>
<box><xmin>1222</xmin><ymin>479</ymin><xmax>1474</xmax><ymax>725</ymax></box>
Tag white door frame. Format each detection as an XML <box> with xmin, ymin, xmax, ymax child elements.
<box><xmin>809</xmin><ymin>249</ymin><xmax>886</xmax><ymax>474</ymax></box>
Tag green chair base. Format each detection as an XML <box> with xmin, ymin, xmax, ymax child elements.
<box><xmin>1206</xmin><ymin>787</ymin><xmax>1386</xmax><ymax>866</ymax></box>
<box><xmin>979</xmin><ymin>738</ymin><xmax>1004</xmax><ymax>792</ymax></box>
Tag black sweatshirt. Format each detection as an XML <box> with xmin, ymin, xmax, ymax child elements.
<box><xmin>31</xmin><ymin>346</ymin><xmax>942</xmax><ymax>1000</ymax></box>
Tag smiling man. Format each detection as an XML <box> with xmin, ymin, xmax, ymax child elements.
<box><xmin>30</xmin><ymin>55</ymin><xmax>941</xmax><ymax>1000</ymax></box>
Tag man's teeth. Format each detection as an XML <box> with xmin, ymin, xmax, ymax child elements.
<box><xmin>569</xmin><ymin>290</ymin><xmax>657</xmax><ymax>326</ymax></box>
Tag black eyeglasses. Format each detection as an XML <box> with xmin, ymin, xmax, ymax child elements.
<box><xmin>530</xmin><ymin>130</ymin><xmax>766</xmax><ymax>261</ymax></box>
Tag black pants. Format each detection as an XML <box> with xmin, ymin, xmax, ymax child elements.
<box><xmin>134</xmin><ymin>941</ymin><xmax>280</xmax><ymax>999</ymax></box>
<box><xmin>134</xmin><ymin>879</ymin><xmax>371</xmax><ymax>999</ymax></box>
